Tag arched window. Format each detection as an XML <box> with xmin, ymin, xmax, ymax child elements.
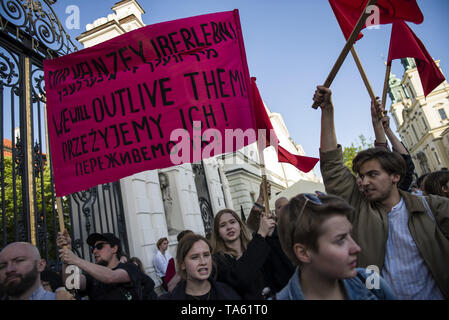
<box><xmin>421</xmin><ymin>117</ymin><xmax>428</xmax><ymax>130</ymax></box>
<box><xmin>438</xmin><ymin>108</ymin><xmax>448</xmax><ymax>120</ymax></box>
<box><xmin>411</xmin><ymin>124</ymin><xmax>419</xmax><ymax>141</ymax></box>
<box><xmin>434</xmin><ymin>151</ymin><xmax>442</xmax><ymax>165</ymax></box>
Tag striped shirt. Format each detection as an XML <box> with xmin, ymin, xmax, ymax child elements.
<box><xmin>381</xmin><ymin>198</ymin><xmax>444</xmax><ymax>300</ymax></box>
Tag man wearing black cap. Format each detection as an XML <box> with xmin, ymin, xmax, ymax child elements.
<box><xmin>57</xmin><ymin>230</ymin><xmax>141</xmax><ymax>300</ymax></box>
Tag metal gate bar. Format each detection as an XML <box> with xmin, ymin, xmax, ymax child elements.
<box><xmin>0</xmin><ymin>1</ymin><xmax>129</xmax><ymax>268</ymax></box>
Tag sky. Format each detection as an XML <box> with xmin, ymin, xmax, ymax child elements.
<box><xmin>50</xmin><ymin>0</ymin><xmax>449</xmax><ymax>177</ymax></box>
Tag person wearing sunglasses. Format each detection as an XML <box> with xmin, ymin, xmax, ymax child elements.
<box><xmin>57</xmin><ymin>231</ymin><xmax>142</xmax><ymax>300</ymax></box>
<box><xmin>314</xmin><ymin>86</ymin><xmax>449</xmax><ymax>300</ymax></box>
<box><xmin>276</xmin><ymin>192</ymin><xmax>396</xmax><ymax>300</ymax></box>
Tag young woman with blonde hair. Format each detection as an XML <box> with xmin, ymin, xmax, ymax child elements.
<box><xmin>211</xmin><ymin>208</ymin><xmax>276</xmax><ymax>300</ymax></box>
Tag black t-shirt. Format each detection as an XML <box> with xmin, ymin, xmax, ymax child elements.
<box><xmin>185</xmin><ymin>286</ymin><xmax>217</xmax><ymax>300</ymax></box>
<box><xmin>141</xmin><ymin>273</ymin><xmax>157</xmax><ymax>300</ymax></box>
<box><xmin>80</xmin><ymin>262</ymin><xmax>141</xmax><ymax>300</ymax></box>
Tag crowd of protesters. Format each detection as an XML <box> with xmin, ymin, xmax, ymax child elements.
<box><xmin>1</xmin><ymin>87</ymin><xmax>448</xmax><ymax>300</ymax></box>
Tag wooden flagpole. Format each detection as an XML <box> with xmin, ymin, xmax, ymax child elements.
<box><xmin>56</xmin><ymin>195</ymin><xmax>79</xmax><ymax>290</ymax></box>
<box><xmin>56</xmin><ymin>197</ymin><xmax>65</xmax><ymax>233</ymax></box>
<box><xmin>381</xmin><ymin>63</ymin><xmax>392</xmax><ymax>115</ymax></box>
<box><xmin>350</xmin><ymin>45</ymin><xmax>388</xmax><ymax>118</ymax></box>
<box><xmin>258</xmin><ymin>146</ymin><xmax>271</xmax><ymax>217</ymax></box>
<box><xmin>312</xmin><ymin>0</ymin><xmax>378</xmax><ymax>109</ymax></box>
<box><xmin>350</xmin><ymin>46</ymin><xmax>376</xmax><ymax>101</ymax></box>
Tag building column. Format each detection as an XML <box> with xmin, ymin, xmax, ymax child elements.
<box><xmin>434</xmin><ymin>137</ymin><xmax>449</xmax><ymax>169</ymax></box>
<box><xmin>119</xmin><ymin>170</ymin><xmax>167</xmax><ymax>286</ymax></box>
<box><xmin>217</xmin><ymin>158</ymin><xmax>234</xmax><ymax>210</ymax></box>
<box><xmin>203</xmin><ymin>157</ymin><xmax>229</xmax><ymax>214</ymax></box>
<box><xmin>160</xmin><ymin>164</ymin><xmax>205</xmax><ymax>236</ymax></box>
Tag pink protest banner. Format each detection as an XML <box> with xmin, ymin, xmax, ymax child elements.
<box><xmin>44</xmin><ymin>10</ymin><xmax>255</xmax><ymax>197</ymax></box>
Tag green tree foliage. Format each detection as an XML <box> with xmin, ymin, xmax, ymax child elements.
<box><xmin>1</xmin><ymin>155</ymin><xmax>70</xmax><ymax>260</ymax></box>
<box><xmin>343</xmin><ymin>135</ymin><xmax>374</xmax><ymax>174</ymax></box>
<box><xmin>1</xmin><ymin>157</ymin><xmax>23</xmax><ymax>241</ymax></box>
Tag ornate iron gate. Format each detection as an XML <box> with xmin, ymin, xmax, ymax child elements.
<box><xmin>192</xmin><ymin>161</ymin><xmax>214</xmax><ymax>235</ymax></box>
<box><xmin>0</xmin><ymin>0</ymin><xmax>128</xmax><ymax>268</ymax></box>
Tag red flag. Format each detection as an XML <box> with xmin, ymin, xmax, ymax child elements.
<box><xmin>277</xmin><ymin>145</ymin><xmax>320</xmax><ymax>174</ymax></box>
<box><xmin>329</xmin><ymin>0</ymin><xmax>424</xmax><ymax>40</ymax></box>
<box><xmin>164</xmin><ymin>258</ymin><xmax>176</xmax><ymax>285</ymax></box>
<box><xmin>251</xmin><ymin>77</ymin><xmax>319</xmax><ymax>173</ymax></box>
<box><xmin>387</xmin><ymin>21</ymin><xmax>445</xmax><ymax>97</ymax></box>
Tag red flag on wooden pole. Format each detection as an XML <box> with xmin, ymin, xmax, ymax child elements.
<box><xmin>387</xmin><ymin>21</ymin><xmax>445</xmax><ymax>97</ymax></box>
<box><xmin>329</xmin><ymin>0</ymin><xmax>424</xmax><ymax>40</ymax></box>
<box><xmin>251</xmin><ymin>77</ymin><xmax>319</xmax><ymax>173</ymax></box>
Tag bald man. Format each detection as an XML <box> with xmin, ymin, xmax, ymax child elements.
<box><xmin>0</xmin><ymin>242</ymin><xmax>55</xmax><ymax>300</ymax></box>
<box><xmin>274</xmin><ymin>197</ymin><xmax>288</xmax><ymax>219</ymax></box>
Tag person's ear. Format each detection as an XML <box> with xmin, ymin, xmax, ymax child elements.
<box><xmin>391</xmin><ymin>173</ymin><xmax>401</xmax><ymax>185</ymax></box>
<box><xmin>181</xmin><ymin>262</ymin><xmax>186</xmax><ymax>271</ymax></box>
<box><xmin>293</xmin><ymin>243</ymin><xmax>311</xmax><ymax>264</ymax></box>
<box><xmin>442</xmin><ymin>183</ymin><xmax>449</xmax><ymax>194</ymax></box>
<box><xmin>37</xmin><ymin>259</ymin><xmax>46</xmax><ymax>272</ymax></box>
<box><xmin>111</xmin><ymin>245</ymin><xmax>118</xmax><ymax>255</ymax></box>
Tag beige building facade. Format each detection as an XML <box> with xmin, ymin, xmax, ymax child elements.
<box><xmin>76</xmin><ymin>0</ymin><xmax>321</xmax><ymax>288</ymax></box>
<box><xmin>388</xmin><ymin>58</ymin><xmax>449</xmax><ymax>177</ymax></box>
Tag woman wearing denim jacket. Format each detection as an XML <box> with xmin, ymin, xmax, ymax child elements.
<box><xmin>275</xmin><ymin>192</ymin><xmax>396</xmax><ymax>300</ymax></box>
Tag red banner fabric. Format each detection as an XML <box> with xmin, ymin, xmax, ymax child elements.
<box><xmin>164</xmin><ymin>258</ymin><xmax>176</xmax><ymax>285</ymax></box>
<box><xmin>387</xmin><ymin>21</ymin><xmax>445</xmax><ymax>97</ymax></box>
<box><xmin>44</xmin><ymin>10</ymin><xmax>256</xmax><ymax>196</ymax></box>
<box><xmin>250</xmin><ymin>77</ymin><xmax>319</xmax><ymax>173</ymax></box>
<box><xmin>329</xmin><ymin>0</ymin><xmax>424</xmax><ymax>40</ymax></box>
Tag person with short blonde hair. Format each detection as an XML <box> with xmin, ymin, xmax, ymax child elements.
<box><xmin>276</xmin><ymin>192</ymin><xmax>396</xmax><ymax>300</ymax></box>
<box><xmin>153</xmin><ymin>237</ymin><xmax>172</xmax><ymax>291</ymax></box>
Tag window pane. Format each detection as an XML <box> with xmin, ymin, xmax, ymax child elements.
<box><xmin>422</xmin><ymin>118</ymin><xmax>428</xmax><ymax>130</ymax></box>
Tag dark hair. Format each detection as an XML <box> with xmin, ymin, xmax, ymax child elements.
<box><xmin>177</xmin><ymin>230</ymin><xmax>193</xmax><ymax>242</ymax></box>
<box><xmin>41</xmin><ymin>268</ymin><xmax>64</xmax><ymax>292</ymax></box>
<box><xmin>130</xmin><ymin>256</ymin><xmax>145</xmax><ymax>273</ymax></box>
<box><xmin>417</xmin><ymin>173</ymin><xmax>429</xmax><ymax>189</ymax></box>
<box><xmin>156</xmin><ymin>237</ymin><xmax>168</xmax><ymax>250</ymax></box>
<box><xmin>278</xmin><ymin>193</ymin><xmax>355</xmax><ymax>266</ymax></box>
<box><xmin>115</xmin><ymin>246</ymin><xmax>124</xmax><ymax>259</ymax></box>
<box><xmin>86</xmin><ymin>233</ymin><xmax>123</xmax><ymax>258</ymax></box>
<box><xmin>423</xmin><ymin>170</ymin><xmax>449</xmax><ymax>197</ymax></box>
<box><xmin>353</xmin><ymin>148</ymin><xmax>406</xmax><ymax>182</ymax></box>
<box><xmin>176</xmin><ymin>234</ymin><xmax>212</xmax><ymax>280</ymax></box>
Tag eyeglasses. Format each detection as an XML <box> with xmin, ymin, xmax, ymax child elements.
<box><xmin>91</xmin><ymin>242</ymin><xmax>109</xmax><ymax>252</ymax></box>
